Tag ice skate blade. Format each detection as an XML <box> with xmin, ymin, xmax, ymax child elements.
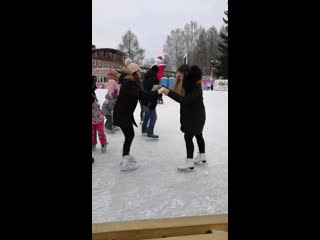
<box><xmin>146</xmin><ymin>137</ymin><xmax>159</xmax><ymax>140</ymax></box>
<box><xmin>177</xmin><ymin>167</ymin><xmax>195</xmax><ymax>172</ymax></box>
<box><xmin>105</xmin><ymin>130</ymin><xmax>115</xmax><ymax>134</ymax></box>
<box><xmin>194</xmin><ymin>160</ymin><xmax>207</xmax><ymax>164</ymax></box>
<box><xmin>120</xmin><ymin>167</ymin><xmax>139</xmax><ymax>171</ymax></box>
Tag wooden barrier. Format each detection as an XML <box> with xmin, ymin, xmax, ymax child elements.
<box><xmin>92</xmin><ymin>214</ymin><xmax>228</xmax><ymax>240</ymax></box>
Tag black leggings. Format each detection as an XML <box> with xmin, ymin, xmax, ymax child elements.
<box><xmin>140</xmin><ymin>102</ymin><xmax>144</xmax><ymax>122</ymax></box>
<box><xmin>184</xmin><ymin>133</ymin><xmax>205</xmax><ymax>159</ymax></box>
<box><xmin>120</xmin><ymin>126</ymin><xmax>135</xmax><ymax>156</ymax></box>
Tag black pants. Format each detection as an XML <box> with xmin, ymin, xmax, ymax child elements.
<box><xmin>140</xmin><ymin>102</ymin><xmax>144</xmax><ymax>122</ymax></box>
<box><xmin>184</xmin><ymin>133</ymin><xmax>205</xmax><ymax>159</ymax></box>
<box><xmin>120</xmin><ymin>126</ymin><xmax>135</xmax><ymax>156</ymax></box>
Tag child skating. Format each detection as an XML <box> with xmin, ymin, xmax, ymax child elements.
<box><xmin>92</xmin><ymin>76</ymin><xmax>108</xmax><ymax>153</ymax></box>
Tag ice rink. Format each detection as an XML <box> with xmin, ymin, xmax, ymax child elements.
<box><xmin>92</xmin><ymin>89</ymin><xmax>228</xmax><ymax>223</ymax></box>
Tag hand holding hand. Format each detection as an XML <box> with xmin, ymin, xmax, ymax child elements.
<box><xmin>163</xmin><ymin>88</ymin><xmax>169</xmax><ymax>95</ymax></box>
<box><xmin>158</xmin><ymin>87</ymin><xmax>169</xmax><ymax>95</ymax></box>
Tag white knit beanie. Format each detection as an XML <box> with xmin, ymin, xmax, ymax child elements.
<box><xmin>124</xmin><ymin>58</ymin><xmax>132</xmax><ymax>67</ymax></box>
<box><xmin>127</xmin><ymin>63</ymin><xmax>141</xmax><ymax>75</ymax></box>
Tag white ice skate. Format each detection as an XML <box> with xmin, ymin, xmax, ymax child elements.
<box><xmin>177</xmin><ymin>158</ymin><xmax>195</xmax><ymax>171</ymax></box>
<box><xmin>129</xmin><ymin>155</ymin><xmax>137</xmax><ymax>163</ymax></box>
<box><xmin>92</xmin><ymin>144</ymin><xmax>96</xmax><ymax>151</ymax></box>
<box><xmin>105</xmin><ymin>128</ymin><xmax>115</xmax><ymax>134</ymax></box>
<box><xmin>112</xmin><ymin>126</ymin><xmax>120</xmax><ymax>131</ymax></box>
<box><xmin>101</xmin><ymin>144</ymin><xmax>107</xmax><ymax>153</ymax></box>
<box><xmin>120</xmin><ymin>155</ymin><xmax>139</xmax><ymax>171</ymax></box>
<box><xmin>194</xmin><ymin>153</ymin><xmax>207</xmax><ymax>164</ymax></box>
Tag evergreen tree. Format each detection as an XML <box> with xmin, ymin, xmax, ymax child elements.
<box><xmin>216</xmin><ymin>8</ymin><xmax>228</xmax><ymax>79</ymax></box>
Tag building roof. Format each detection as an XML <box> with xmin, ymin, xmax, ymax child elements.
<box><xmin>92</xmin><ymin>48</ymin><xmax>127</xmax><ymax>56</ymax></box>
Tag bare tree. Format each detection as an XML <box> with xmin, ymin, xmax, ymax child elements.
<box><xmin>183</xmin><ymin>21</ymin><xmax>201</xmax><ymax>65</ymax></box>
<box><xmin>193</xmin><ymin>27</ymin><xmax>209</xmax><ymax>75</ymax></box>
<box><xmin>143</xmin><ymin>57</ymin><xmax>155</xmax><ymax>68</ymax></box>
<box><xmin>118</xmin><ymin>30</ymin><xmax>145</xmax><ymax>65</ymax></box>
<box><xmin>163</xmin><ymin>28</ymin><xmax>185</xmax><ymax>71</ymax></box>
<box><xmin>206</xmin><ymin>26</ymin><xmax>221</xmax><ymax>73</ymax></box>
<box><xmin>163</xmin><ymin>21</ymin><xmax>221</xmax><ymax>74</ymax></box>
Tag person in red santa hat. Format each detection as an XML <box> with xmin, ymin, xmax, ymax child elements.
<box><xmin>154</xmin><ymin>56</ymin><xmax>166</xmax><ymax>104</ymax></box>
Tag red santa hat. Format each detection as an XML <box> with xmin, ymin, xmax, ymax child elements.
<box><xmin>156</xmin><ymin>56</ymin><xmax>163</xmax><ymax>61</ymax></box>
<box><xmin>154</xmin><ymin>56</ymin><xmax>163</xmax><ymax>65</ymax></box>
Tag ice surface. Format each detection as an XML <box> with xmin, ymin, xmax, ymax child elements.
<box><xmin>92</xmin><ymin>89</ymin><xmax>228</xmax><ymax>223</ymax></box>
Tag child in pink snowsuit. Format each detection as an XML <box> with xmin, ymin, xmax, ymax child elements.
<box><xmin>92</xmin><ymin>76</ymin><xmax>107</xmax><ymax>152</ymax></box>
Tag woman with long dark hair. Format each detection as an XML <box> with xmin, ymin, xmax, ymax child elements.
<box><xmin>160</xmin><ymin>65</ymin><xmax>207</xmax><ymax>171</ymax></box>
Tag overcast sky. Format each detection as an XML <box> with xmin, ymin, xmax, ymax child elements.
<box><xmin>92</xmin><ymin>0</ymin><xmax>228</xmax><ymax>59</ymax></box>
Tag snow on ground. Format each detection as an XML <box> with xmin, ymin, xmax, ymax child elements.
<box><xmin>92</xmin><ymin>89</ymin><xmax>228</xmax><ymax>223</ymax></box>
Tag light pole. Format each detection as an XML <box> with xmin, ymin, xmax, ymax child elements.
<box><xmin>210</xmin><ymin>60</ymin><xmax>218</xmax><ymax>90</ymax></box>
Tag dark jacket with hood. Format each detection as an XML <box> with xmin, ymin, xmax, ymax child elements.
<box><xmin>141</xmin><ymin>65</ymin><xmax>159</xmax><ymax>109</ymax></box>
<box><xmin>113</xmin><ymin>67</ymin><xmax>141</xmax><ymax>128</ymax></box>
<box><xmin>167</xmin><ymin>66</ymin><xmax>206</xmax><ymax>135</ymax></box>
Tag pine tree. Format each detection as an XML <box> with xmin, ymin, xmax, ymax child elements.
<box><xmin>216</xmin><ymin>8</ymin><xmax>228</xmax><ymax>79</ymax></box>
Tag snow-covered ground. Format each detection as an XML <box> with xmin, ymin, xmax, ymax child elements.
<box><xmin>92</xmin><ymin>89</ymin><xmax>228</xmax><ymax>223</ymax></box>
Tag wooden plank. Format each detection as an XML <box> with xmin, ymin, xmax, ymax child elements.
<box><xmin>92</xmin><ymin>214</ymin><xmax>228</xmax><ymax>240</ymax></box>
<box><xmin>144</xmin><ymin>232</ymin><xmax>228</xmax><ymax>240</ymax></box>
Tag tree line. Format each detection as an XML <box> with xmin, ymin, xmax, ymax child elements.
<box><xmin>117</xmin><ymin>8</ymin><xmax>228</xmax><ymax>78</ymax></box>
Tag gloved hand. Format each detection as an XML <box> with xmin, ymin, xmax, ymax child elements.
<box><xmin>158</xmin><ymin>87</ymin><xmax>166</xmax><ymax>94</ymax></box>
<box><xmin>151</xmin><ymin>85</ymin><xmax>159</xmax><ymax>91</ymax></box>
<box><xmin>158</xmin><ymin>87</ymin><xmax>169</xmax><ymax>95</ymax></box>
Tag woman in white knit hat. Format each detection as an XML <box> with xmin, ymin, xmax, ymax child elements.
<box><xmin>113</xmin><ymin>60</ymin><xmax>159</xmax><ymax>171</ymax></box>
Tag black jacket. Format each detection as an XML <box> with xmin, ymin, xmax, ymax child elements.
<box><xmin>113</xmin><ymin>75</ymin><xmax>142</xmax><ymax>128</ymax></box>
<box><xmin>141</xmin><ymin>69</ymin><xmax>159</xmax><ymax>109</ymax></box>
<box><xmin>168</xmin><ymin>83</ymin><xmax>206</xmax><ymax>135</ymax></box>
<box><xmin>113</xmin><ymin>74</ymin><xmax>158</xmax><ymax>128</ymax></box>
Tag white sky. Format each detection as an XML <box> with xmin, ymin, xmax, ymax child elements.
<box><xmin>92</xmin><ymin>0</ymin><xmax>228</xmax><ymax>59</ymax></box>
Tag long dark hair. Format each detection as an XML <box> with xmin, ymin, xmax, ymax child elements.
<box><xmin>132</xmin><ymin>71</ymin><xmax>143</xmax><ymax>91</ymax></box>
<box><xmin>177</xmin><ymin>64</ymin><xmax>190</xmax><ymax>91</ymax></box>
<box><xmin>92</xmin><ymin>75</ymin><xmax>97</xmax><ymax>92</ymax></box>
<box><xmin>177</xmin><ymin>65</ymin><xmax>202</xmax><ymax>92</ymax></box>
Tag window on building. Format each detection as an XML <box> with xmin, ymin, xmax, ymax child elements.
<box><xmin>98</xmin><ymin>50</ymin><xmax>104</xmax><ymax>57</ymax></box>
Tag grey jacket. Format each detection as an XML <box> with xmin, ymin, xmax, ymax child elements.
<box><xmin>102</xmin><ymin>94</ymin><xmax>116</xmax><ymax>116</ymax></box>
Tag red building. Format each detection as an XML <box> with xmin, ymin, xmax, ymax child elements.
<box><xmin>92</xmin><ymin>48</ymin><xmax>127</xmax><ymax>88</ymax></box>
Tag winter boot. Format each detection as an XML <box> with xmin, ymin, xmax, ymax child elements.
<box><xmin>101</xmin><ymin>144</ymin><xmax>107</xmax><ymax>153</ymax></box>
<box><xmin>194</xmin><ymin>153</ymin><xmax>207</xmax><ymax>164</ymax></box>
<box><xmin>120</xmin><ymin>155</ymin><xmax>139</xmax><ymax>171</ymax></box>
<box><xmin>177</xmin><ymin>158</ymin><xmax>195</xmax><ymax>171</ymax></box>
<box><xmin>147</xmin><ymin>134</ymin><xmax>159</xmax><ymax>139</ymax></box>
<box><xmin>142</xmin><ymin>127</ymin><xmax>147</xmax><ymax>136</ymax></box>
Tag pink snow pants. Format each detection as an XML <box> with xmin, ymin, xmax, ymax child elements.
<box><xmin>92</xmin><ymin>121</ymin><xmax>107</xmax><ymax>145</ymax></box>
